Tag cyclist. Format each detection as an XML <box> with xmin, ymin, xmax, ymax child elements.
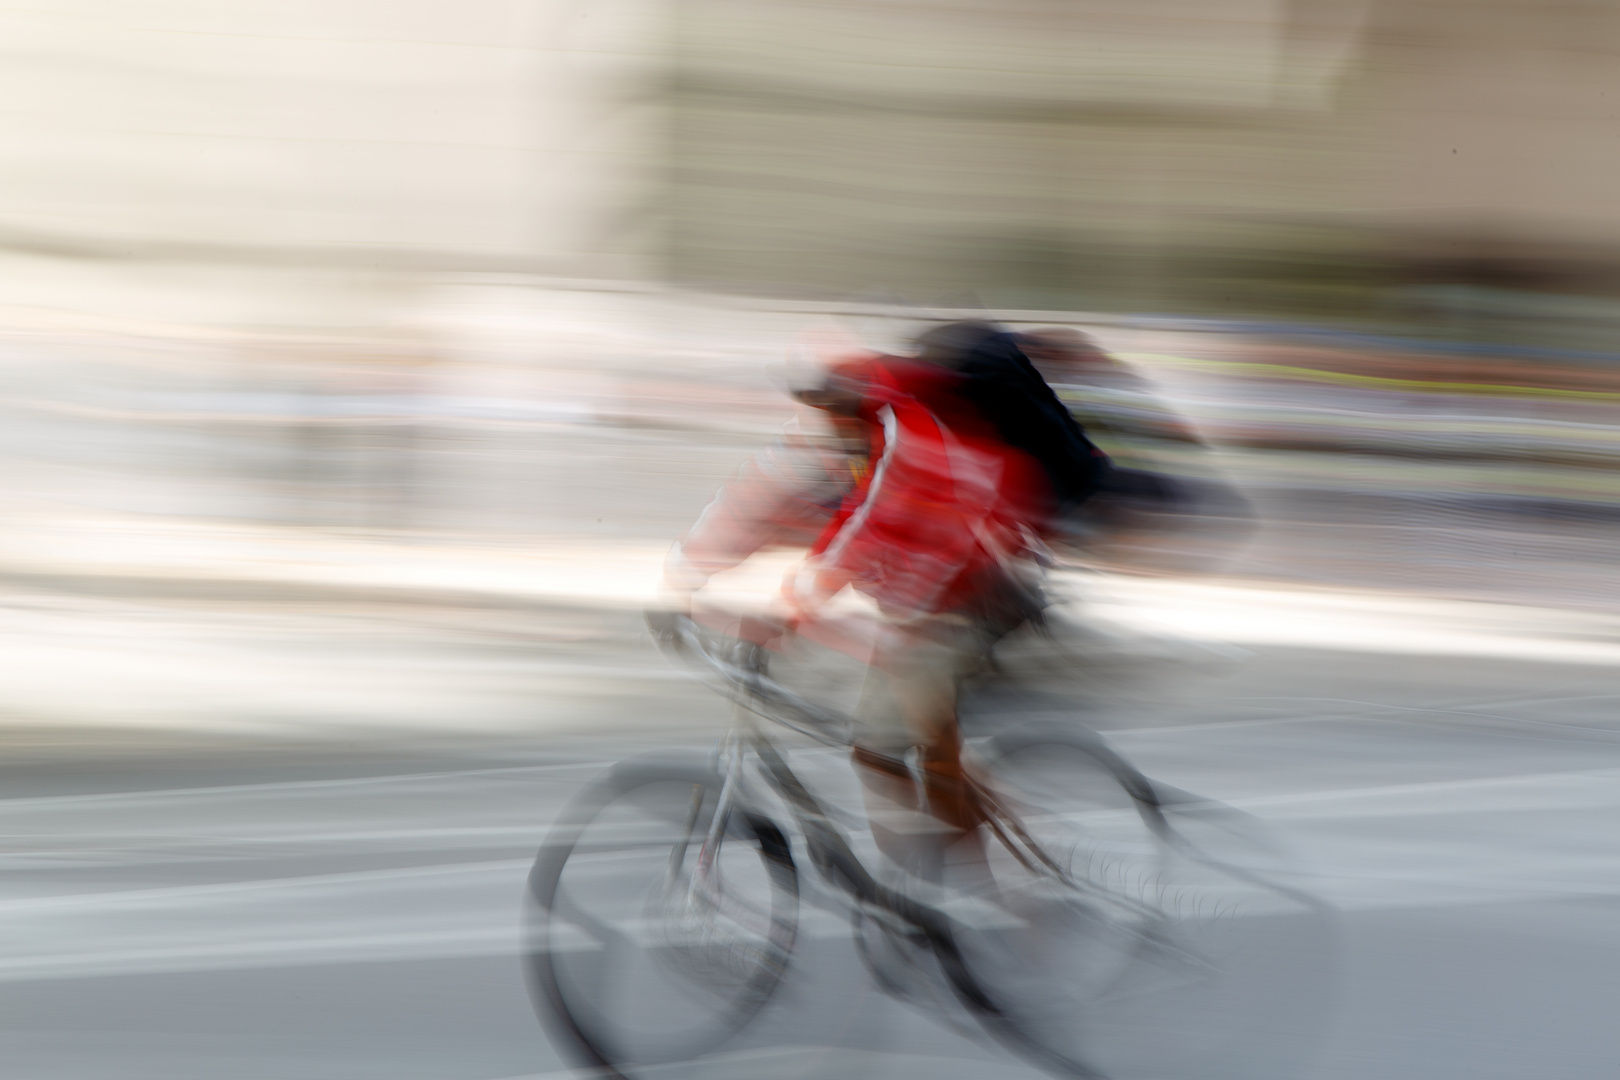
<box><xmin>661</xmin><ymin>319</ymin><xmax>1109</xmax><ymax>882</ymax></box>
<box><xmin>782</xmin><ymin>320</ymin><xmax>1108</xmax><ymax>882</ymax></box>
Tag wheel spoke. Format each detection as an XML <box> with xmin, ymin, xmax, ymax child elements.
<box><xmin>525</xmin><ymin>767</ymin><xmax>799</xmax><ymax>1073</ymax></box>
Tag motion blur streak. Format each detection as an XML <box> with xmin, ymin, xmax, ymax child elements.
<box><xmin>0</xmin><ymin>2</ymin><xmax>1618</xmax><ymax>1079</ymax></box>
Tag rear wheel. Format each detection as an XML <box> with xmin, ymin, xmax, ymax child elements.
<box><xmin>962</xmin><ymin>723</ymin><xmax>1336</xmax><ymax>1080</ymax></box>
<box><xmin>523</xmin><ymin>758</ymin><xmax>799</xmax><ymax>1078</ymax></box>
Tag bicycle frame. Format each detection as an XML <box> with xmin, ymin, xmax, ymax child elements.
<box><xmin>664</xmin><ymin>612</ymin><xmax>1155</xmax><ymax>914</ymax></box>
<box><xmin>662</xmin><ymin>614</ymin><xmax>1103</xmax><ymax>1021</ymax></box>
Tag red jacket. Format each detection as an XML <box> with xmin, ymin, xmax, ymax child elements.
<box><xmin>811</xmin><ymin>358</ymin><xmax>1053</xmax><ymax>617</ymax></box>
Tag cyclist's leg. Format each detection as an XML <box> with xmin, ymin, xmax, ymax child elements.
<box><xmin>848</xmin><ymin>661</ymin><xmax>936</xmax><ymax>878</ymax></box>
<box><xmin>850</xmin><ymin>619</ymin><xmax>988</xmax><ymax>881</ymax></box>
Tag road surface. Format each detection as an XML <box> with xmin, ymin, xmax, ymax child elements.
<box><xmin>1</xmin><ymin>589</ymin><xmax>1618</xmax><ymax>1080</ymax></box>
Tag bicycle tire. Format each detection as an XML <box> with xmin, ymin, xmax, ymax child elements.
<box><xmin>523</xmin><ymin>755</ymin><xmax>800</xmax><ymax>1078</ymax></box>
<box><xmin>960</xmin><ymin>722</ymin><xmax>1337</xmax><ymax>1080</ymax></box>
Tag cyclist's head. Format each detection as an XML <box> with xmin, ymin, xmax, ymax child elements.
<box><xmin>786</xmin><ymin>327</ymin><xmax>881</xmax><ymax>418</ymax></box>
<box><xmin>793</xmin><ymin>353</ymin><xmax>881</xmax><ymax>417</ymax></box>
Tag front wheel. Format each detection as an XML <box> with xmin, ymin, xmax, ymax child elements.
<box><xmin>523</xmin><ymin>756</ymin><xmax>799</xmax><ymax>1078</ymax></box>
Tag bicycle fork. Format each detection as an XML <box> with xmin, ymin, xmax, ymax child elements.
<box><xmin>666</xmin><ymin>739</ymin><xmax>794</xmax><ymax>949</ymax></box>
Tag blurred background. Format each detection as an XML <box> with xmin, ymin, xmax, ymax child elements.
<box><xmin>3</xmin><ymin>2</ymin><xmax>1620</xmax><ymax>1079</ymax></box>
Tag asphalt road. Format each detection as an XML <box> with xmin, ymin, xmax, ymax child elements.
<box><xmin>3</xmin><ymin>615</ymin><xmax>1619</xmax><ymax>1080</ymax></box>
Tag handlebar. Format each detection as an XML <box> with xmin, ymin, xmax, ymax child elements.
<box><xmin>646</xmin><ymin>608</ymin><xmax>854</xmax><ymax>748</ymax></box>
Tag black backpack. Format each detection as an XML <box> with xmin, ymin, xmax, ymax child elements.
<box><xmin>923</xmin><ymin>322</ymin><xmax>1112</xmax><ymax>516</ymax></box>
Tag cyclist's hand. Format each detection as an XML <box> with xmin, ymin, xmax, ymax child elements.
<box><xmin>644</xmin><ymin>606</ymin><xmax>690</xmax><ymax>654</ymax></box>
<box><xmin>785</xmin><ymin>559</ymin><xmax>853</xmax><ymax>618</ymax></box>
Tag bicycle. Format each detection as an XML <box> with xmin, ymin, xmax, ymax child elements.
<box><xmin>523</xmin><ymin>611</ymin><xmax>1334</xmax><ymax>1080</ymax></box>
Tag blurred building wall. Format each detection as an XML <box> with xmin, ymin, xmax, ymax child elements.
<box><xmin>670</xmin><ymin>0</ymin><xmax>1369</xmax><ymax>308</ymax></box>
<box><xmin>1361</xmin><ymin>0</ymin><xmax>1620</xmax><ymax>247</ymax></box>
<box><xmin>0</xmin><ymin>0</ymin><xmax>667</xmax><ymax>327</ymax></box>
<box><xmin>670</xmin><ymin>0</ymin><xmax>1620</xmax><ymax>320</ymax></box>
<box><xmin>0</xmin><ymin>1</ymin><xmax>1618</xmax><ymax>326</ymax></box>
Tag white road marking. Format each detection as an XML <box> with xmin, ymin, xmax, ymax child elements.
<box><xmin>0</xmin><ymin>760</ymin><xmax>609</xmax><ymax>810</ymax></box>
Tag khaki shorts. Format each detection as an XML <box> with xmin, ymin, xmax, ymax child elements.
<box><xmin>849</xmin><ymin>614</ymin><xmax>989</xmax><ymax>754</ymax></box>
